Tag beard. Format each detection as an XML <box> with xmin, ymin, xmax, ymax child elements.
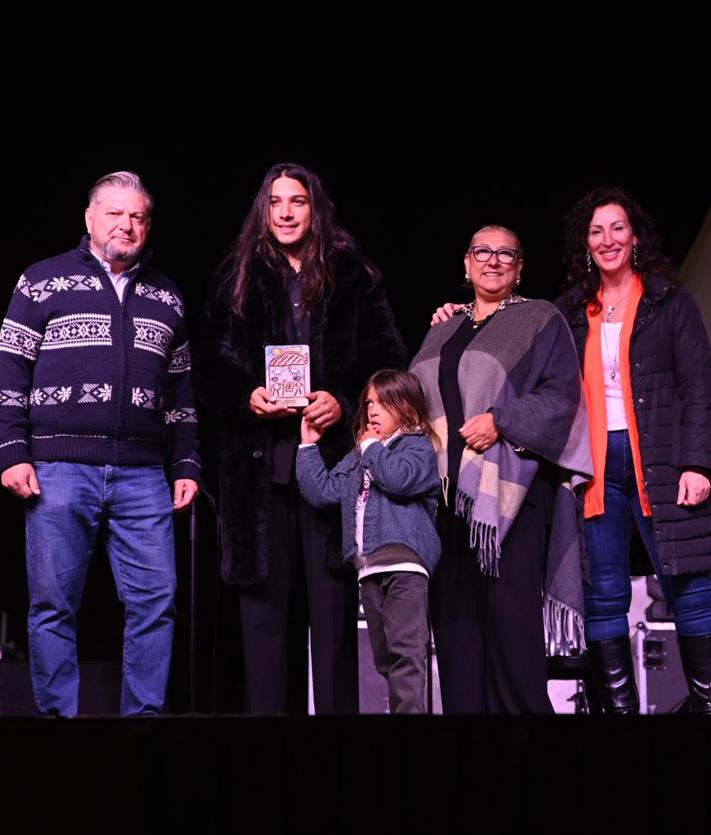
<box><xmin>102</xmin><ymin>238</ymin><xmax>142</xmax><ymax>265</ymax></box>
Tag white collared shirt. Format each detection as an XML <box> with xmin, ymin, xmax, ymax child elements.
<box><xmin>90</xmin><ymin>248</ymin><xmax>141</xmax><ymax>303</ymax></box>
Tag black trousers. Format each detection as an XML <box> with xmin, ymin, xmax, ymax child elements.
<box><xmin>431</xmin><ymin>474</ymin><xmax>554</xmax><ymax>714</ymax></box>
<box><xmin>239</xmin><ymin>481</ymin><xmax>359</xmax><ymax>714</ymax></box>
<box><xmin>360</xmin><ymin>571</ymin><xmax>430</xmax><ymax>714</ymax></box>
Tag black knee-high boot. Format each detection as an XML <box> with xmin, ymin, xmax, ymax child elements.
<box><xmin>587</xmin><ymin>636</ymin><xmax>640</xmax><ymax>715</ymax></box>
<box><xmin>677</xmin><ymin>634</ymin><xmax>711</xmax><ymax>715</ymax></box>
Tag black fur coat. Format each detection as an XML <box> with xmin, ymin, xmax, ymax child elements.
<box><xmin>195</xmin><ymin>252</ymin><xmax>407</xmax><ymax>585</ymax></box>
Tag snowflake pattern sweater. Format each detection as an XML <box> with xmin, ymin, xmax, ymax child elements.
<box><xmin>0</xmin><ymin>236</ymin><xmax>200</xmax><ymax>482</ymax></box>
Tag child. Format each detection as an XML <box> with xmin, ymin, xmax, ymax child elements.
<box><xmin>296</xmin><ymin>369</ymin><xmax>441</xmax><ymax>714</ymax></box>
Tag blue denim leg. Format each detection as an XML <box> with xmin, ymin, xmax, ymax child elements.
<box><xmin>103</xmin><ymin>465</ymin><xmax>176</xmax><ymax>715</ymax></box>
<box><xmin>586</xmin><ymin>430</ymin><xmax>711</xmax><ymax>641</ymax></box>
<box><xmin>632</xmin><ymin>503</ymin><xmax>711</xmax><ymax>637</ymax></box>
<box><xmin>584</xmin><ymin>431</ymin><xmax>634</xmax><ymax>642</ymax></box>
<box><xmin>26</xmin><ymin>463</ymin><xmax>103</xmax><ymax>715</ymax></box>
<box><xmin>25</xmin><ymin>463</ymin><xmax>176</xmax><ymax>716</ymax></box>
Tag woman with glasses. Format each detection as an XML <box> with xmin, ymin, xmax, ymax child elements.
<box><xmin>410</xmin><ymin>225</ymin><xmax>591</xmax><ymax>713</ymax></box>
<box><xmin>557</xmin><ymin>186</ymin><xmax>711</xmax><ymax>714</ymax></box>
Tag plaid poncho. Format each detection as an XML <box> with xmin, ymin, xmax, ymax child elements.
<box><xmin>411</xmin><ymin>298</ymin><xmax>592</xmax><ymax>652</ymax></box>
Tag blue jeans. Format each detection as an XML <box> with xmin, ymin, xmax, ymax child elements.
<box><xmin>584</xmin><ymin>430</ymin><xmax>711</xmax><ymax>641</ymax></box>
<box><xmin>25</xmin><ymin>462</ymin><xmax>176</xmax><ymax>716</ymax></box>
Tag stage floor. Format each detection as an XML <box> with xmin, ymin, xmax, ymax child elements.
<box><xmin>1</xmin><ymin>714</ymin><xmax>709</xmax><ymax>834</ymax></box>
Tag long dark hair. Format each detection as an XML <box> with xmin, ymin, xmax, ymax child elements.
<box><xmin>354</xmin><ymin>369</ymin><xmax>440</xmax><ymax>448</ymax></box>
<box><xmin>561</xmin><ymin>185</ymin><xmax>675</xmax><ymax>312</ymax></box>
<box><xmin>219</xmin><ymin>162</ymin><xmax>377</xmax><ymax>318</ymax></box>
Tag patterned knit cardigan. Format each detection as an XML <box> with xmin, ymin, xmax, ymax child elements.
<box><xmin>0</xmin><ymin>237</ymin><xmax>200</xmax><ymax>483</ymax></box>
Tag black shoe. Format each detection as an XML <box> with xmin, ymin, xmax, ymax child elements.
<box><xmin>587</xmin><ymin>636</ymin><xmax>640</xmax><ymax>715</ymax></box>
<box><xmin>677</xmin><ymin>634</ymin><xmax>711</xmax><ymax>715</ymax></box>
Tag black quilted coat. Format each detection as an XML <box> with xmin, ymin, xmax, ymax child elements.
<box><xmin>557</xmin><ymin>275</ymin><xmax>711</xmax><ymax>576</ymax></box>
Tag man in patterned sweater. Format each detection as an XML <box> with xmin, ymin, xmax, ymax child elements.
<box><xmin>0</xmin><ymin>171</ymin><xmax>200</xmax><ymax>716</ymax></box>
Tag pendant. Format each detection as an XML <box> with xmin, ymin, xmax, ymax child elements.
<box><xmin>610</xmin><ymin>370</ymin><xmax>616</xmax><ymax>380</ymax></box>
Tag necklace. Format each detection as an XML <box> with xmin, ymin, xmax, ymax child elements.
<box><xmin>602</xmin><ymin>287</ymin><xmax>632</xmax><ymax>323</ymax></box>
<box><xmin>460</xmin><ymin>293</ymin><xmax>526</xmax><ymax>328</ymax></box>
<box><xmin>602</xmin><ymin>321</ymin><xmax>621</xmax><ymax>381</ymax></box>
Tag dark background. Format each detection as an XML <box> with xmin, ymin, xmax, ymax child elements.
<box><xmin>0</xmin><ymin>135</ymin><xmax>708</xmax><ymax>709</ymax></box>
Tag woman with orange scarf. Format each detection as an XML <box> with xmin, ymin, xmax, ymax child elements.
<box><xmin>557</xmin><ymin>186</ymin><xmax>711</xmax><ymax>714</ymax></box>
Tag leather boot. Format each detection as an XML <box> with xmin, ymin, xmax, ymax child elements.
<box><xmin>587</xmin><ymin>636</ymin><xmax>640</xmax><ymax>715</ymax></box>
<box><xmin>677</xmin><ymin>634</ymin><xmax>711</xmax><ymax>715</ymax></box>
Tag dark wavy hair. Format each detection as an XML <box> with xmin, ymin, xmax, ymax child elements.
<box><xmin>561</xmin><ymin>186</ymin><xmax>675</xmax><ymax>312</ymax></box>
<box><xmin>354</xmin><ymin>369</ymin><xmax>440</xmax><ymax>449</ymax></box>
<box><xmin>219</xmin><ymin>162</ymin><xmax>377</xmax><ymax>318</ymax></box>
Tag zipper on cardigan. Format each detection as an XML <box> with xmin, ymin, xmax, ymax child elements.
<box><xmin>111</xmin><ymin>295</ymin><xmax>129</xmax><ymax>463</ymax></box>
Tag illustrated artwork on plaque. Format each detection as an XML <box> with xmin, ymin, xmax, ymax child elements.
<box><xmin>265</xmin><ymin>344</ymin><xmax>310</xmax><ymax>408</ymax></box>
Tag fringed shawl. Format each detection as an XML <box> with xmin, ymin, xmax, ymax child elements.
<box><xmin>411</xmin><ymin>299</ymin><xmax>593</xmax><ymax>653</ymax></box>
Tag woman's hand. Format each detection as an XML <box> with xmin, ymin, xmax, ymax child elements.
<box><xmin>431</xmin><ymin>302</ymin><xmax>458</xmax><ymax>326</ymax></box>
<box><xmin>677</xmin><ymin>471</ymin><xmax>711</xmax><ymax>506</ymax></box>
<box><xmin>303</xmin><ymin>390</ymin><xmax>343</xmax><ymax>429</ymax></box>
<box><xmin>460</xmin><ymin>413</ymin><xmax>500</xmax><ymax>452</ymax></box>
<box><xmin>249</xmin><ymin>386</ymin><xmax>297</xmax><ymax>418</ymax></box>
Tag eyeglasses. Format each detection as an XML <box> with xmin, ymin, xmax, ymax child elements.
<box><xmin>468</xmin><ymin>246</ymin><xmax>519</xmax><ymax>265</ymax></box>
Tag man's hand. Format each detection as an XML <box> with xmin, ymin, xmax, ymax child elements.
<box><xmin>1</xmin><ymin>463</ymin><xmax>41</xmax><ymax>499</ymax></box>
<box><xmin>249</xmin><ymin>386</ymin><xmax>297</xmax><ymax>419</ymax></box>
<box><xmin>303</xmin><ymin>391</ymin><xmax>342</xmax><ymax>429</ymax></box>
<box><xmin>173</xmin><ymin>478</ymin><xmax>200</xmax><ymax>511</ymax></box>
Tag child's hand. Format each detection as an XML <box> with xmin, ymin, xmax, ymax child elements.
<box><xmin>301</xmin><ymin>416</ymin><xmax>325</xmax><ymax>445</ymax></box>
<box><xmin>358</xmin><ymin>423</ymin><xmax>380</xmax><ymax>443</ymax></box>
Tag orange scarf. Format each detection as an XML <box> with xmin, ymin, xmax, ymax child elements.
<box><xmin>583</xmin><ymin>275</ymin><xmax>651</xmax><ymax>519</ymax></box>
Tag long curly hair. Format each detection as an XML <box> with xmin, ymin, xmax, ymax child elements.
<box><xmin>218</xmin><ymin>162</ymin><xmax>377</xmax><ymax>318</ymax></box>
<box><xmin>561</xmin><ymin>186</ymin><xmax>675</xmax><ymax>312</ymax></box>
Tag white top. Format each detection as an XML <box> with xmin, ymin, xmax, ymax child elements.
<box><xmin>601</xmin><ymin>322</ymin><xmax>627</xmax><ymax>430</ymax></box>
<box><xmin>90</xmin><ymin>247</ymin><xmax>140</xmax><ymax>302</ymax></box>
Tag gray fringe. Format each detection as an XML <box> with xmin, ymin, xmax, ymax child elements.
<box><xmin>455</xmin><ymin>489</ymin><xmax>501</xmax><ymax>577</ymax></box>
<box><xmin>543</xmin><ymin>594</ymin><xmax>585</xmax><ymax>657</ymax></box>
<box><xmin>440</xmin><ymin>475</ymin><xmax>450</xmax><ymax>507</ymax></box>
